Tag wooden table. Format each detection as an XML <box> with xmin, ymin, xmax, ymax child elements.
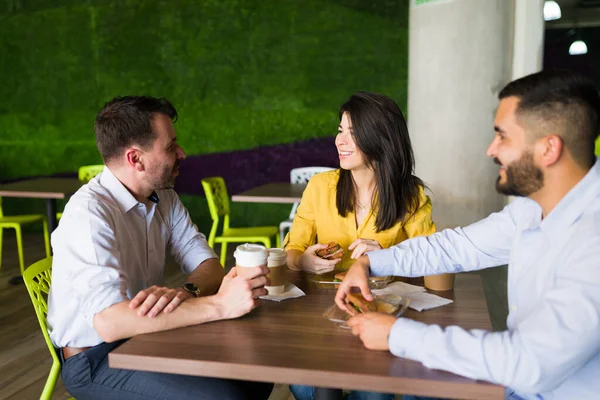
<box><xmin>110</xmin><ymin>273</ymin><xmax>504</xmax><ymax>399</ymax></box>
<box><xmin>231</xmin><ymin>182</ymin><xmax>307</xmax><ymax>204</ymax></box>
<box><xmin>0</xmin><ymin>178</ymin><xmax>82</xmax><ymax>233</ymax></box>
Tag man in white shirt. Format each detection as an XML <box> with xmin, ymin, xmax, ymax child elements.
<box><xmin>47</xmin><ymin>96</ymin><xmax>273</xmax><ymax>399</ymax></box>
<box><xmin>335</xmin><ymin>69</ymin><xmax>600</xmax><ymax>399</ymax></box>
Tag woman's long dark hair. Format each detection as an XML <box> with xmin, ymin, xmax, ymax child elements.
<box><xmin>336</xmin><ymin>92</ymin><xmax>424</xmax><ymax>232</ymax></box>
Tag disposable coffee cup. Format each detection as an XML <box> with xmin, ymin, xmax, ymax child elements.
<box><xmin>233</xmin><ymin>244</ymin><xmax>268</xmax><ymax>279</ymax></box>
<box><xmin>424</xmin><ymin>273</ymin><xmax>455</xmax><ymax>291</ymax></box>
<box><xmin>265</xmin><ymin>248</ymin><xmax>287</xmax><ymax>295</ymax></box>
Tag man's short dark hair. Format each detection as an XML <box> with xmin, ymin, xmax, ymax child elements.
<box><xmin>94</xmin><ymin>96</ymin><xmax>178</xmax><ymax>163</ymax></box>
<box><xmin>499</xmin><ymin>69</ymin><xmax>600</xmax><ymax>168</ymax></box>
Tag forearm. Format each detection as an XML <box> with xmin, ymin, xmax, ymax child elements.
<box><xmin>286</xmin><ymin>249</ymin><xmax>304</xmax><ymax>271</ymax></box>
<box><xmin>93</xmin><ymin>295</ymin><xmax>223</xmax><ymax>343</ymax></box>
<box><xmin>388</xmin><ymin>290</ymin><xmax>600</xmax><ymax>394</ymax></box>
<box><xmin>186</xmin><ymin>257</ymin><xmax>224</xmax><ymax>296</ymax></box>
<box><xmin>369</xmin><ymin>227</ymin><xmax>507</xmax><ymax>277</ymax></box>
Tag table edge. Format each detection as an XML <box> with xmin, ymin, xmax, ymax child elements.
<box><xmin>231</xmin><ymin>195</ymin><xmax>301</xmax><ymax>204</ymax></box>
<box><xmin>0</xmin><ymin>191</ymin><xmax>66</xmax><ymax>199</ymax></box>
<box><xmin>108</xmin><ymin>353</ymin><xmax>504</xmax><ymax>399</ymax></box>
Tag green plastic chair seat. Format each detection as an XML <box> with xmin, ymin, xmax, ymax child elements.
<box><xmin>0</xmin><ymin>214</ymin><xmax>46</xmax><ymax>225</ymax></box>
<box><xmin>218</xmin><ymin>226</ymin><xmax>280</xmax><ymax>241</ymax></box>
<box><xmin>23</xmin><ymin>257</ymin><xmax>75</xmax><ymax>400</ymax></box>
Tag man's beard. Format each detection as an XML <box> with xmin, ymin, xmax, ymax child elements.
<box><xmin>147</xmin><ymin>161</ymin><xmax>179</xmax><ymax>190</ymax></box>
<box><xmin>495</xmin><ymin>151</ymin><xmax>544</xmax><ymax>197</ymax></box>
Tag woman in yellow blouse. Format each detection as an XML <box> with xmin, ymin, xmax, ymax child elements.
<box><xmin>285</xmin><ymin>92</ymin><xmax>436</xmax><ymax>274</ymax></box>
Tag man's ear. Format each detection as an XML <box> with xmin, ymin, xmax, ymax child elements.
<box><xmin>125</xmin><ymin>148</ymin><xmax>145</xmax><ymax>171</ymax></box>
<box><xmin>537</xmin><ymin>134</ymin><xmax>563</xmax><ymax>167</ymax></box>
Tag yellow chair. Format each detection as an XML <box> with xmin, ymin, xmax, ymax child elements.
<box><xmin>23</xmin><ymin>257</ymin><xmax>74</xmax><ymax>400</ymax></box>
<box><xmin>201</xmin><ymin>177</ymin><xmax>280</xmax><ymax>266</ymax></box>
<box><xmin>57</xmin><ymin>164</ymin><xmax>104</xmax><ymax>220</ymax></box>
<box><xmin>0</xmin><ymin>197</ymin><xmax>50</xmax><ymax>275</ymax></box>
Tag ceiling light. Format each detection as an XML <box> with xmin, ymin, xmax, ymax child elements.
<box><xmin>544</xmin><ymin>1</ymin><xmax>562</xmax><ymax>21</ymax></box>
<box><xmin>569</xmin><ymin>40</ymin><xmax>588</xmax><ymax>55</ymax></box>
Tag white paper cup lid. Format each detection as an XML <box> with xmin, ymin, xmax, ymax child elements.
<box><xmin>267</xmin><ymin>248</ymin><xmax>287</xmax><ymax>264</ymax></box>
<box><xmin>234</xmin><ymin>243</ymin><xmax>268</xmax><ymax>267</ymax></box>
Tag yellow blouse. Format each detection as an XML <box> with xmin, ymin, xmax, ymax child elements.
<box><xmin>285</xmin><ymin>170</ymin><xmax>436</xmax><ymax>270</ymax></box>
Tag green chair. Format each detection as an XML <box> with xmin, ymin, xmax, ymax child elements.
<box><xmin>201</xmin><ymin>177</ymin><xmax>280</xmax><ymax>266</ymax></box>
<box><xmin>0</xmin><ymin>197</ymin><xmax>50</xmax><ymax>275</ymax></box>
<box><xmin>78</xmin><ymin>164</ymin><xmax>104</xmax><ymax>183</ymax></box>
<box><xmin>23</xmin><ymin>257</ymin><xmax>74</xmax><ymax>400</ymax></box>
<box><xmin>57</xmin><ymin>164</ymin><xmax>104</xmax><ymax>220</ymax></box>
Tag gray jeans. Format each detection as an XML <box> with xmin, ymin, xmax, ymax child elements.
<box><xmin>60</xmin><ymin>340</ymin><xmax>273</xmax><ymax>400</ymax></box>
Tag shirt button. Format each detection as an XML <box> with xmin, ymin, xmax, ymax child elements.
<box><xmin>511</xmin><ymin>305</ymin><xmax>517</xmax><ymax>312</ymax></box>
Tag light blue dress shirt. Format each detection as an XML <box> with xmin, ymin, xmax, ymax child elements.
<box><xmin>47</xmin><ymin>167</ymin><xmax>217</xmax><ymax>348</ymax></box>
<box><xmin>368</xmin><ymin>158</ymin><xmax>600</xmax><ymax>400</ymax></box>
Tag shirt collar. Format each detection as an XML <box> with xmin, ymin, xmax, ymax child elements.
<box><xmin>539</xmin><ymin>157</ymin><xmax>600</xmax><ymax>240</ymax></box>
<box><xmin>99</xmin><ymin>167</ymin><xmax>142</xmax><ymax>213</ymax></box>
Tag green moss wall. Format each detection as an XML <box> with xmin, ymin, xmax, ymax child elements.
<box><xmin>0</xmin><ymin>0</ymin><xmax>408</xmax><ymax>178</ymax></box>
<box><xmin>0</xmin><ymin>0</ymin><xmax>408</xmax><ymax>229</ymax></box>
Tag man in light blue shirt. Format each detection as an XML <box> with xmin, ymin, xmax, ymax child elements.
<box><xmin>335</xmin><ymin>69</ymin><xmax>600</xmax><ymax>399</ymax></box>
<box><xmin>49</xmin><ymin>96</ymin><xmax>273</xmax><ymax>399</ymax></box>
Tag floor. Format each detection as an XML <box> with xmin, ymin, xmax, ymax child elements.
<box><xmin>0</xmin><ymin>232</ymin><xmax>508</xmax><ymax>399</ymax></box>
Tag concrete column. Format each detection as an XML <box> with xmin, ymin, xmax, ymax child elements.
<box><xmin>512</xmin><ymin>0</ymin><xmax>544</xmax><ymax>80</ymax></box>
<box><xmin>408</xmin><ymin>0</ymin><xmax>516</xmax><ymax>229</ymax></box>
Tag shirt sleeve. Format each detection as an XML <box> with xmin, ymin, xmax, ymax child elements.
<box><xmin>284</xmin><ymin>178</ymin><xmax>317</xmax><ymax>252</ymax></box>
<box><xmin>167</xmin><ymin>191</ymin><xmax>218</xmax><ymax>273</ymax></box>
<box><xmin>387</xmin><ymin>236</ymin><xmax>600</xmax><ymax>394</ymax></box>
<box><xmin>401</xmin><ymin>187</ymin><xmax>437</xmax><ymax>239</ymax></box>
<box><xmin>55</xmin><ymin>199</ymin><xmax>128</xmax><ymax>328</ymax></box>
<box><xmin>368</xmin><ymin>200</ymin><xmax>518</xmax><ymax>277</ymax></box>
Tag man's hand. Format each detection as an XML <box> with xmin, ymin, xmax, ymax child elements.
<box><xmin>214</xmin><ymin>265</ymin><xmax>269</xmax><ymax>320</ymax></box>
<box><xmin>129</xmin><ymin>286</ymin><xmax>193</xmax><ymax>318</ymax></box>
<box><xmin>347</xmin><ymin>312</ymin><xmax>396</xmax><ymax>351</ymax></box>
<box><xmin>335</xmin><ymin>255</ymin><xmax>373</xmax><ymax>313</ymax></box>
<box><xmin>298</xmin><ymin>243</ymin><xmax>343</xmax><ymax>274</ymax></box>
<box><xmin>348</xmin><ymin>238</ymin><xmax>382</xmax><ymax>260</ymax></box>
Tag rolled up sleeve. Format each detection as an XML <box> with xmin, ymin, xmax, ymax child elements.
<box><xmin>167</xmin><ymin>192</ymin><xmax>217</xmax><ymax>273</ymax></box>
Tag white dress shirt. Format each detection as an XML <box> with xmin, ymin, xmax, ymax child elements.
<box><xmin>368</xmin><ymin>158</ymin><xmax>600</xmax><ymax>400</ymax></box>
<box><xmin>47</xmin><ymin>167</ymin><xmax>217</xmax><ymax>348</ymax></box>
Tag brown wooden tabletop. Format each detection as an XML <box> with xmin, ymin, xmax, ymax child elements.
<box><xmin>109</xmin><ymin>273</ymin><xmax>503</xmax><ymax>399</ymax></box>
<box><xmin>231</xmin><ymin>182</ymin><xmax>307</xmax><ymax>204</ymax></box>
<box><xmin>0</xmin><ymin>178</ymin><xmax>82</xmax><ymax>199</ymax></box>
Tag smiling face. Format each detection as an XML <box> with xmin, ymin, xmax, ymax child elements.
<box><xmin>487</xmin><ymin>97</ymin><xmax>544</xmax><ymax>197</ymax></box>
<box><xmin>335</xmin><ymin>112</ymin><xmax>368</xmax><ymax>171</ymax></box>
<box><xmin>142</xmin><ymin>113</ymin><xmax>187</xmax><ymax>190</ymax></box>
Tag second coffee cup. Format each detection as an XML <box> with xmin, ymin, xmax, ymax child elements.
<box><xmin>265</xmin><ymin>248</ymin><xmax>287</xmax><ymax>295</ymax></box>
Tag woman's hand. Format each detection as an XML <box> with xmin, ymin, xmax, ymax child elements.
<box><xmin>348</xmin><ymin>238</ymin><xmax>382</xmax><ymax>260</ymax></box>
<box><xmin>298</xmin><ymin>243</ymin><xmax>343</xmax><ymax>274</ymax></box>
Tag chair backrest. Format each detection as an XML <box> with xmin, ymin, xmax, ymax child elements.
<box><xmin>23</xmin><ymin>257</ymin><xmax>58</xmax><ymax>366</ymax></box>
<box><xmin>201</xmin><ymin>177</ymin><xmax>230</xmax><ymax>219</ymax></box>
<box><xmin>288</xmin><ymin>166</ymin><xmax>334</xmax><ymax>219</ymax></box>
<box><xmin>290</xmin><ymin>166</ymin><xmax>334</xmax><ymax>184</ymax></box>
<box><xmin>78</xmin><ymin>164</ymin><xmax>104</xmax><ymax>183</ymax></box>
